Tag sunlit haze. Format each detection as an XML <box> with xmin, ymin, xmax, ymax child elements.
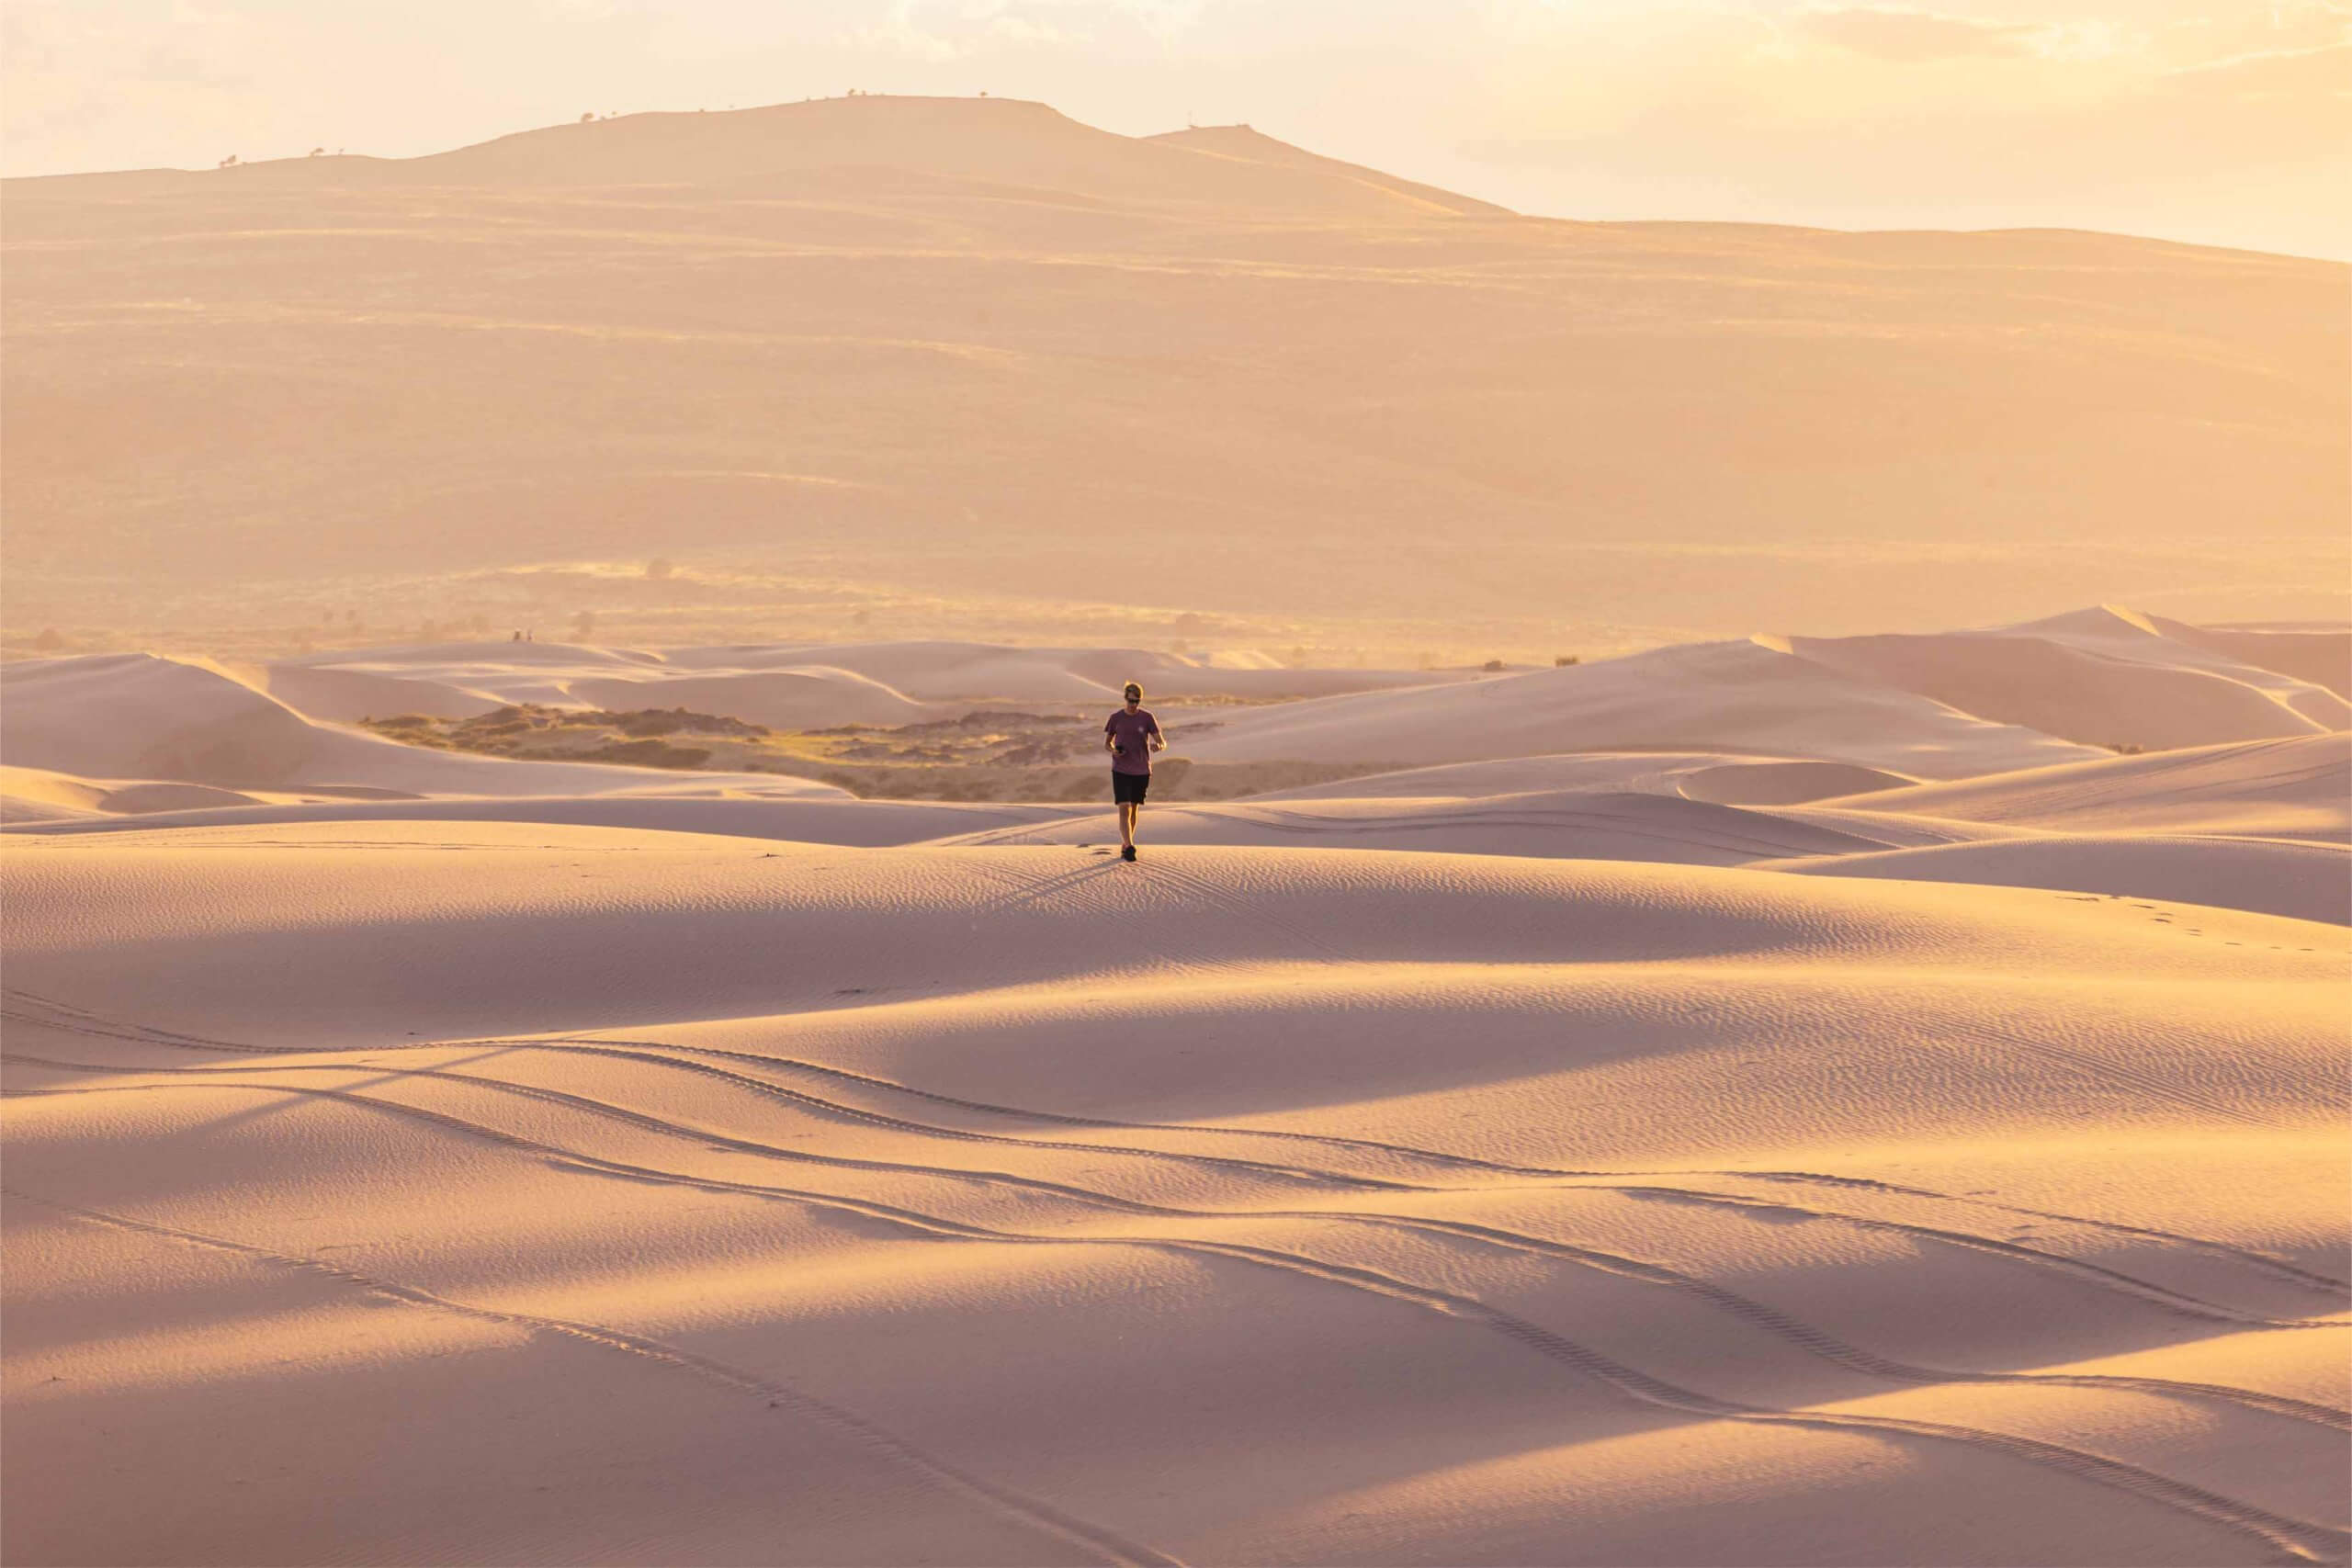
<box><xmin>5</xmin><ymin>6</ymin><xmax>2349</xmax><ymax>1564</ymax></box>
<box><xmin>7</xmin><ymin>0</ymin><xmax>2347</xmax><ymax>256</ymax></box>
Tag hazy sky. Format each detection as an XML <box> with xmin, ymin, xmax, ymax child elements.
<box><xmin>6</xmin><ymin>0</ymin><xmax>2346</xmax><ymax>255</ymax></box>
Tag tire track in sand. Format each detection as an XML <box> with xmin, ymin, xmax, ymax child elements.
<box><xmin>6</xmin><ymin>1088</ymin><xmax>2341</xmax><ymax>1566</ymax></box>
<box><xmin>11</xmin><ymin>1003</ymin><xmax>2342</xmax><ymax>1325</ymax></box>
<box><xmin>2</xmin><ymin>1186</ymin><xmax>1182</xmax><ymax>1568</ymax></box>
<box><xmin>16</xmin><ymin>1051</ymin><xmax>2351</xmax><ymax>1433</ymax></box>
<box><xmin>547</xmin><ymin>1029</ymin><xmax>2347</xmax><ymax>1297</ymax></box>
<box><xmin>17</xmin><ymin>954</ymin><xmax>2345</xmax><ymax>1304</ymax></box>
<box><xmin>12</xmin><ymin>1059</ymin><xmax>2335</xmax><ymax>1335</ymax></box>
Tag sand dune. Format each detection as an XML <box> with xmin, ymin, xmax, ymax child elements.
<box><xmin>1251</xmin><ymin>752</ymin><xmax>1915</xmax><ymax>806</ymax></box>
<box><xmin>266</xmin><ymin>641</ymin><xmax>679</xmax><ymax>720</ymax></box>
<box><xmin>263</xmin><ymin>641</ymin><xmax>1467</xmax><ymax>726</ymax></box>
<box><xmin>4</xmin><ymin>822</ymin><xmax>2345</xmax><ymax>1565</ymax></box>
<box><xmin>1828</xmin><ymin>733</ymin><xmax>2352</xmax><ymax>844</ymax></box>
<box><xmin>2144</xmin><ymin>617</ymin><xmax>2351</xmax><ymax>701</ymax></box>
<box><xmin>1</xmin><ymin>793</ymin><xmax>1085</xmax><ymax>846</ymax></box>
<box><xmin>269</xmin><ymin>645</ymin><xmax>944</xmax><ymax>728</ymax></box>
<box><xmin>263</xmin><ymin>660</ymin><xmax>510</xmax><ymax>722</ymax></box>
<box><xmin>255</xmin><ymin>617</ymin><xmax>2341</xmax><ymax>762</ymax></box>
<box><xmin>1781</xmin><ymin>609</ymin><xmax>2348</xmax><ymax>753</ymax></box>
<box><xmin>657</xmin><ymin>641</ymin><xmax>1470</xmax><ymax>705</ymax></box>
<box><xmin>568</xmin><ymin>668</ymin><xmax>940</xmax><ymax>729</ymax></box>
<box><xmin>2014</xmin><ymin>609</ymin><xmax>2349</xmax><ymax>729</ymax></box>
<box><xmin>4</xmin><ymin>653</ymin><xmax>332</xmax><ymax>786</ymax></box>
<box><xmin>938</xmin><ymin>790</ymin><xmax>1915</xmax><ymax>867</ymax></box>
<box><xmin>0</xmin><ymin>765</ymin><xmax>116</xmax><ymax>822</ymax></box>
<box><xmin>3</xmin><ymin>653</ymin><xmax>845</xmax><ymax>798</ymax></box>
<box><xmin>5</xmin><ymin>609</ymin><xmax>2346</xmax><ymax>1562</ymax></box>
<box><xmin>1775</xmin><ymin>835</ymin><xmax>2352</xmax><ymax>926</ymax></box>
<box><xmin>1179</xmin><ymin>637</ymin><xmax>2105</xmax><ymax>777</ymax></box>
<box><xmin>0</xmin><ymin>771</ymin><xmax>266</xmax><ymax>823</ymax></box>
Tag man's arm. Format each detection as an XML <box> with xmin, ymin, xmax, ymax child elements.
<box><xmin>1148</xmin><ymin>716</ymin><xmax>1166</xmax><ymax>751</ymax></box>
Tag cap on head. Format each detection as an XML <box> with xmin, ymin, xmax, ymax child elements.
<box><xmin>1123</xmin><ymin>682</ymin><xmax>1143</xmax><ymax>702</ymax></box>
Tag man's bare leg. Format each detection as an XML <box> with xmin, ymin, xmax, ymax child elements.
<box><xmin>1119</xmin><ymin>802</ymin><xmax>1137</xmax><ymax>850</ymax></box>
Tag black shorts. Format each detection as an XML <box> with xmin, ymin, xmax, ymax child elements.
<box><xmin>1111</xmin><ymin>771</ymin><xmax>1150</xmax><ymax>805</ymax></box>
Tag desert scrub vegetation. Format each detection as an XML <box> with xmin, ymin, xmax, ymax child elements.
<box><xmin>362</xmin><ymin>704</ymin><xmax>763</xmax><ymax>769</ymax></box>
<box><xmin>359</xmin><ymin>703</ymin><xmax>1393</xmax><ymax>800</ymax></box>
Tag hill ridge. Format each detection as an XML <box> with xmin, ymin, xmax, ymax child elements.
<box><xmin>2</xmin><ymin>95</ymin><xmax>1504</xmax><ymax>222</ymax></box>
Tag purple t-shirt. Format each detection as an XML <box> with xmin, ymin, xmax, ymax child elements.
<box><xmin>1105</xmin><ymin>707</ymin><xmax>1162</xmax><ymax>774</ymax></box>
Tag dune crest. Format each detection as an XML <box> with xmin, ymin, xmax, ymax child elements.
<box><xmin>9</xmin><ymin>608</ymin><xmax>2346</xmax><ymax>929</ymax></box>
<box><xmin>0</xmin><ymin>653</ymin><xmax>846</xmax><ymax>799</ymax></box>
<box><xmin>1825</xmin><ymin>733</ymin><xmax>2352</xmax><ymax>844</ymax></box>
<box><xmin>1176</xmin><ymin>636</ymin><xmax>2106</xmax><ymax>776</ymax></box>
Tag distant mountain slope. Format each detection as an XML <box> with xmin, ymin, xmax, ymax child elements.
<box><xmin>3</xmin><ymin>96</ymin><xmax>2344</xmax><ymax>645</ymax></box>
<box><xmin>15</xmin><ymin>97</ymin><xmax>1497</xmax><ymax>222</ymax></box>
<box><xmin>1145</xmin><ymin>124</ymin><xmax>1513</xmax><ymax>217</ymax></box>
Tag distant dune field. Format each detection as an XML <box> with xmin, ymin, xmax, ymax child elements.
<box><xmin>6</xmin><ymin>602</ymin><xmax>2348</xmax><ymax>1564</ymax></box>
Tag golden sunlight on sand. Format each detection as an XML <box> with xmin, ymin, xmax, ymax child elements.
<box><xmin>4</xmin><ymin>606</ymin><xmax>2346</xmax><ymax>1564</ymax></box>
<box><xmin>3</xmin><ymin>90</ymin><xmax>2346</xmax><ymax>1568</ymax></box>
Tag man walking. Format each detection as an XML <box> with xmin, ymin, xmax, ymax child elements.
<box><xmin>1104</xmin><ymin>681</ymin><xmax>1164</xmax><ymax>862</ymax></box>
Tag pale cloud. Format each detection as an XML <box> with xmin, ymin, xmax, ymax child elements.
<box><xmin>1454</xmin><ymin>0</ymin><xmax>2346</xmax><ymax>254</ymax></box>
<box><xmin>1468</xmin><ymin>0</ymin><xmax>2347</xmax><ymax>163</ymax></box>
<box><xmin>989</xmin><ymin>14</ymin><xmax>1069</xmax><ymax>43</ymax></box>
<box><xmin>842</xmin><ymin>0</ymin><xmax>1195</xmax><ymax>57</ymax></box>
<box><xmin>2164</xmin><ymin>34</ymin><xmax>2352</xmax><ymax>88</ymax></box>
<box><xmin>2148</xmin><ymin>39</ymin><xmax>2352</xmax><ymax>156</ymax></box>
<box><xmin>2158</xmin><ymin>2</ymin><xmax>2351</xmax><ymax>61</ymax></box>
<box><xmin>2024</xmin><ymin>18</ymin><xmax>2140</xmax><ymax>61</ymax></box>
<box><xmin>5</xmin><ymin>0</ymin><xmax>266</xmax><ymax>163</ymax></box>
<box><xmin>1794</xmin><ymin>7</ymin><xmax>2039</xmax><ymax>61</ymax></box>
<box><xmin>844</xmin><ymin>1</ymin><xmax>968</xmax><ymax>61</ymax></box>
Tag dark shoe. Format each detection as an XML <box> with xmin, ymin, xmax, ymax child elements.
<box><xmin>1121</xmin><ymin>845</ymin><xmax>1137</xmax><ymax>862</ymax></box>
